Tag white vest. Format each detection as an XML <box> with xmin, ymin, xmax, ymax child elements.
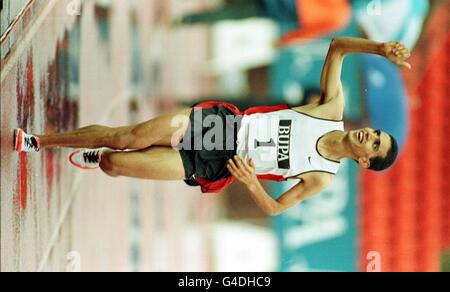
<box><xmin>236</xmin><ymin>109</ymin><xmax>344</xmax><ymax>179</ymax></box>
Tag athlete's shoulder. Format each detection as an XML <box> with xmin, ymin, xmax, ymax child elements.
<box><xmin>292</xmin><ymin>102</ymin><xmax>343</xmax><ymax>122</ymax></box>
<box><xmin>299</xmin><ymin>172</ymin><xmax>334</xmax><ymax>187</ymax></box>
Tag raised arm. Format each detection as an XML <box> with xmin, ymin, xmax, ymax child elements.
<box><xmin>319</xmin><ymin>37</ymin><xmax>411</xmax><ymax>118</ymax></box>
<box><xmin>227</xmin><ymin>156</ymin><xmax>329</xmax><ymax>216</ymax></box>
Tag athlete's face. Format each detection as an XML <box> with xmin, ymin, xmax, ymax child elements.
<box><xmin>348</xmin><ymin>128</ymin><xmax>391</xmax><ymax>168</ymax></box>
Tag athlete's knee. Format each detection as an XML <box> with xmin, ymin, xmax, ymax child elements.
<box><xmin>115</xmin><ymin>126</ymin><xmax>151</xmax><ymax>150</ymax></box>
<box><xmin>111</xmin><ymin>130</ymin><xmax>136</xmax><ymax>150</ymax></box>
<box><xmin>100</xmin><ymin>153</ymin><xmax>120</xmax><ymax>177</ymax></box>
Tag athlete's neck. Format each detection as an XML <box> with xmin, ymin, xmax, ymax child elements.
<box><xmin>318</xmin><ymin>131</ymin><xmax>354</xmax><ymax>162</ymax></box>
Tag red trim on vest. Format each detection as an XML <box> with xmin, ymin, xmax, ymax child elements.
<box><xmin>194</xmin><ymin>101</ymin><xmax>241</xmax><ymax>115</ymax></box>
<box><xmin>196</xmin><ymin>177</ymin><xmax>235</xmax><ymax>194</ymax></box>
<box><xmin>194</xmin><ymin>101</ymin><xmax>290</xmax><ymax>116</ymax></box>
<box><xmin>197</xmin><ymin>173</ymin><xmax>286</xmax><ymax>193</ymax></box>
<box><xmin>257</xmin><ymin>174</ymin><xmax>287</xmax><ymax>182</ymax></box>
<box><xmin>243</xmin><ymin>104</ymin><xmax>290</xmax><ymax>116</ymax></box>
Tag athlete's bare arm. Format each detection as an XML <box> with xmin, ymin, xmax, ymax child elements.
<box><xmin>295</xmin><ymin>37</ymin><xmax>411</xmax><ymax>120</ymax></box>
<box><xmin>227</xmin><ymin>156</ymin><xmax>331</xmax><ymax>216</ymax></box>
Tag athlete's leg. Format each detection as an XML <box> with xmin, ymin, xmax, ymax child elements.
<box><xmin>100</xmin><ymin>146</ymin><xmax>186</xmax><ymax>180</ymax></box>
<box><xmin>36</xmin><ymin>108</ymin><xmax>192</xmax><ymax>150</ymax></box>
<box><xmin>179</xmin><ymin>0</ymin><xmax>265</xmax><ymax>25</ymax></box>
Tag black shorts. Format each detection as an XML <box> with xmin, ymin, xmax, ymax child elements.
<box><xmin>177</xmin><ymin>102</ymin><xmax>243</xmax><ymax>187</ymax></box>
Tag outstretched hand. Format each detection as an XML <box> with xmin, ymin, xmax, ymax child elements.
<box><xmin>383</xmin><ymin>41</ymin><xmax>412</xmax><ymax>69</ymax></box>
<box><xmin>227</xmin><ymin>156</ymin><xmax>258</xmax><ymax>186</ymax></box>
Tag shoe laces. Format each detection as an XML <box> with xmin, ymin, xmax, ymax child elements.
<box><xmin>24</xmin><ymin>136</ymin><xmax>39</xmax><ymax>151</ymax></box>
<box><xmin>83</xmin><ymin>151</ymin><xmax>100</xmax><ymax>164</ymax></box>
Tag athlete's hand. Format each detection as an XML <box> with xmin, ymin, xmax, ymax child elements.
<box><xmin>382</xmin><ymin>41</ymin><xmax>412</xmax><ymax>69</ymax></box>
<box><xmin>227</xmin><ymin>156</ymin><xmax>258</xmax><ymax>186</ymax></box>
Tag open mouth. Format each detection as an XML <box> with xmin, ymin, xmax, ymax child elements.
<box><xmin>358</xmin><ymin>131</ymin><xmax>367</xmax><ymax>144</ymax></box>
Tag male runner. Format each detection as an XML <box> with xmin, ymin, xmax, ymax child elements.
<box><xmin>14</xmin><ymin>37</ymin><xmax>411</xmax><ymax>216</ymax></box>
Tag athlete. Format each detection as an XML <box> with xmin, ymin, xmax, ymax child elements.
<box><xmin>13</xmin><ymin>37</ymin><xmax>411</xmax><ymax>216</ymax></box>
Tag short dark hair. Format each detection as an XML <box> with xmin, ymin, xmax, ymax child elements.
<box><xmin>369</xmin><ymin>135</ymin><xmax>399</xmax><ymax>171</ymax></box>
